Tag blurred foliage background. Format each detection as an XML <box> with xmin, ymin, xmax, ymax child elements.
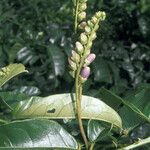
<box><xmin>0</xmin><ymin>0</ymin><xmax>150</xmax><ymax>98</ymax></box>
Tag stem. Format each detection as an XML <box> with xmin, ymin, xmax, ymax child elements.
<box><xmin>75</xmin><ymin>72</ymin><xmax>88</xmax><ymax>149</ymax></box>
<box><xmin>89</xmin><ymin>142</ymin><xmax>95</xmax><ymax>150</ymax></box>
<box><xmin>74</xmin><ymin>0</ymin><xmax>79</xmax><ymax>33</ymax></box>
<box><xmin>75</xmin><ymin>18</ymin><xmax>101</xmax><ymax>149</ymax></box>
<box><xmin>118</xmin><ymin>137</ymin><xmax>150</xmax><ymax>150</ymax></box>
<box><xmin>0</xmin><ymin>118</ymin><xmax>8</xmax><ymax>124</ymax></box>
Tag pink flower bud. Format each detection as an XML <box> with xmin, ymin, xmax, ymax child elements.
<box><xmin>84</xmin><ymin>53</ymin><xmax>96</xmax><ymax>66</ymax></box>
<box><xmin>80</xmin><ymin>67</ymin><xmax>90</xmax><ymax>79</ymax></box>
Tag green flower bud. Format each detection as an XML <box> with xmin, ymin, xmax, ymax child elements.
<box><xmin>71</xmin><ymin>50</ymin><xmax>80</xmax><ymax>63</ymax></box>
<box><xmin>75</xmin><ymin>41</ymin><xmax>84</xmax><ymax>54</ymax></box>
<box><xmin>80</xmin><ymin>33</ymin><xmax>88</xmax><ymax>45</ymax></box>
<box><xmin>91</xmin><ymin>32</ymin><xmax>97</xmax><ymax>40</ymax></box>
<box><xmin>79</xmin><ymin>0</ymin><xmax>88</xmax><ymax>2</ymax></box>
<box><xmin>68</xmin><ymin>58</ymin><xmax>77</xmax><ymax>71</ymax></box>
<box><xmin>87</xmin><ymin>41</ymin><xmax>92</xmax><ymax>49</ymax></box>
<box><xmin>78</xmin><ymin>12</ymin><xmax>86</xmax><ymax>21</ymax></box>
<box><xmin>84</xmin><ymin>49</ymin><xmax>90</xmax><ymax>56</ymax></box>
<box><xmin>79</xmin><ymin>3</ymin><xmax>87</xmax><ymax>11</ymax></box>
<box><xmin>78</xmin><ymin>21</ymin><xmax>87</xmax><ymax>29</ymax></box>
<box><xmin>91</xmin><ymin>16</ymin><xmax>98</xmax><ymax>24</ymax></box>
<box><xmin>69</xmin><ymin>70</ymin><xmax>76</xmax><ymax>78</ymax></box>
<box><xmin>96</xmin><ymin>11</ymin><xmax>106</xmax><ymax>20</ymax></box>
<box><xmin>94</xmin><ymin>24</ymin><xmax>99</xmax><ymax>31</ymax></box>
<box><xmin>87</xmin><ymin>20</ymin><xmax>94</xmax><ymax>28</ymax></box>
<box><xmin>85</xmin><ymin>26</ymin><xmax>91</xmax><ymax>34</ymax></box>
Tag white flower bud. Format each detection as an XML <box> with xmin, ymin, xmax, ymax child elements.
<box><xmin>78</xmin><ymin>12</ymin><xmax>86</xmax><ymax>21</ymax></box>
<box><xmin>79</xmin><ymin>3</ymin><xmax>87</xmax><ymax>11</ymax></box>
<box><xmin>75</xmin><ymin>41</ymin><xmax>84</xmax><ymax>54</ymax></box>
<box><xmin>85</xmin><ymin>26</ymin><xmax>91</xmax><ymax>34</ymax></box>
<box><xmin>91</xmin><ymin>16</ymin><xmax>98</xmax><ymax>24</ymax></box>
<box><xmin>80</xmin><ymin>33</ymin><xmax>88</xmax><ymax>45</ymax></box>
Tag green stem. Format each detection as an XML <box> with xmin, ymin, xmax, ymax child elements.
<box><xmin>89</xmin><ymin>142</ymin><xmax>95</xmax><ymax>150</ymax></box>
<box><xmin>0</xmin><ymin>118</ymin><xmax>8</xmax><ymax>124</ymax></box>
<box><xmin>75</xmin><ymin>18</ymin><xmax>101</xmax><ymax>149</ymax></box>
<box><xmin>74</xmin><ymin>0</ymin><xmax>79</xmax><ymax>33</ymax></box>
<box><xmin>75</xmin><ymin>73</ymin><xmax>88</xmax><ymax>149</ymax></box>
<box><xmin>118</xmin><ymin>137</ymin><xmax>150</xmax><ymax>150</ymax></box>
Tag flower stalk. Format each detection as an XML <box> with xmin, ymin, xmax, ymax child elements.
<box><xmin>70</xmin><ymin>5</ymin><xmax>106</xmax><ymax>149</ymax></box>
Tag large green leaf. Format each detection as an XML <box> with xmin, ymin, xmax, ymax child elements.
<box><xmin>0</xmin><ymin>64</ymin><xmax>28</xmax><ymax>87</ymax></box>
<box><xmin>13</xmin><ymin>93</ymin><xmax>122</xmax><ymax>128</ymax></box>
<box><xmin>119</xmin><ymin>87</ymin><xmax>150</xmax><ymax>129</ymax></box>
<box><xmin>98</xmin><ymin>88</ymin><xmax>150</xmax><ymax>129</ymax></box>
<box><xmin>0</xmin><ymin>119</ymin><xmax>78</xmax><ymax>149</ymax></box>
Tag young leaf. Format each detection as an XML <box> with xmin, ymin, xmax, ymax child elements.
<box><xmin>12</xmin><ymin>93</ymin><xmax>122</xmax><ymax>128</ymax></box>
<box><xmin>0</xmin><ymin>64</ymin><xmax>28</xmax><ymax>87</ymax></box>
<box><xmin>0</xmin><ymin>119</ymin><xmax>78</xmax><ymax>149</ymax></box>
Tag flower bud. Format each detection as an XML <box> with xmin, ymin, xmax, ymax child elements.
<box><xmin>91</xmin><ymin>16</ymin><xmax>98</xmax><ymax>24</ymax></box>
<box><xmin>87</xmin><ymin>20</ymin><xmax>94</xmax><ymax>28</ymax></box>
<box><xmin>87</xmin><ymin>41</ymin><xmax>92</xmax><ymax>49</ymax></box>
<box><xmin>96</xmin><ymin>11</ymin><xmax>106</xmax><ymax>20</ymax></box>
<box><xmin>80</xmin><ymin>0</ymin><xmax>87</xmax><ymax>2</ymax></box>
<box><xmin>91</xmin><ymin>32</ymin><xmax>97</xmax><ymax>40</ymax></box>
<box><xmin>69</xmin><ymin>70</ymin><xmax>76</xmax><ymax>78</ymax></box>
<box><xmin>80</xmin><ymin>33</ymin><xmax>88</xmax><ymax>45</ymax></box>
<box><xmin>71</xmin><ymin>50</ymin><xmax>80</xmax><ymax>63</ymax></box>
<box><xmin>85</xmin><ymin>49</ymin><xmax>90</xmax><ymax>56</ymax></box>
<box><xmin>85</xmin><ymin>26</ymin><xmax>91</xmax><ymax>34</ymax></box>
<box><xmin>94</xmin><ymin>24</ymin><xmax>99</xmax><ymax>31</ymax></box>
<box><xmin>84</xmin><ymin>53</ymin><xmax>96</xmax><ymax>66</ymax></box>
<box><xmin>78</xmin><ymin>12</ymin><xmax>86</xmax><ymax>21</ymax></box>
<box><xmin>79</xmin><ymin>3</ymin><xmax>87</xmax><ymax>11</ymax></box>
<box><xmin>78</xmin><ymin>21</ymin><xmax>87</xmax><ymax>29</ymax></box>
<box><xmin>75</xmin><ymin>41</ymin><xmax>84</xmax><ymax>54</ymax></box>
<box><xmin>68</xmin><ymin>58</ymin><xmax>77</xmax><ymax>71</ymax></box>
<box><xmin>80</xmin><ymin>67</ymin><xmax>90</xmax><ymax>82</ymax></box>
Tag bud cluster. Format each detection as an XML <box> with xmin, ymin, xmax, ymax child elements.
<box><xmin>77</xmin><ymin>0</ymin><xmax>88</xmax><ymax>30</ymax></box>
<box><xmin>69</xmin><ymin>11</ymin><xmax>106</xmax><ymax>82</ymax></box>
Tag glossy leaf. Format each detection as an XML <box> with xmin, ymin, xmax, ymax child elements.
<box><xmin>47</xmin><ymin>45</ymin><xmax>65</xmax><ymax>76</ymax></box>
<box><xmin>0</xmin><ymin>64</ymin><xmax>28</xmax><ymax>87</ymax></box>
<box><xmin>13</xmin><ymin>93</ymin><xmax>122</xmax><ymax>128</ymax></box>
<box><xmin>98</xmin><ymin>88</ymin><xmax>150</xmax><ymax>129</ymax></box>
<box><xmin>87</xmin><ymin>120</ymin><xmax>105</xmax><ymax>142</ymax></box>
<box><xmin>0</xmin><ymin>119</ymin><xmax>78</xmax><ymax>149</ymax></box>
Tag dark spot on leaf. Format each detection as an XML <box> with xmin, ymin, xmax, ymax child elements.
<box><xmin>47</xmin><ymin>108</ymin><xmax>56</xmax><ymax>113</ymax></box>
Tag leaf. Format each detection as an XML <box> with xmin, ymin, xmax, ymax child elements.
<box><xmin>47</xmin><ymin>45</ymin><xmax>65</xmax><ymax>76</ymax></box>
<box><xmin>13</xmin><ymin>93</ymin><xmax>122</xmax><ymax>128</ymax></box>
<box><xmin>17</xmin><ymin>47</ymin><xmax>39</xmax><ymax>65</ymax></box>
<box><xmin>0</xmin><ymin>92</ymin><xmax>29</xmax><ymax>106</ymax></box>
<box><xmin>119</xmin><ymin>88</ymin><xmax>150</xmax><ymax>129</ymax></box>
<box><xmin>98</xmin><ymin>88</ymin><xmax>122</xmax><ymax>110</ymax></box>
<box><xmin>93</xmin><ymin>58</ymin><xmax>112</xmax><ymax>83</ymax></box>
<box><xmin>0</xmin><ymin>119</ymin><xmax>78</xmax><ymax>149</ymax></box>
<box><xmin>0</xmin><ymin>64</ymin><xmax>28</xmax><ymax>87</ymax></box>
<box><xmin>98</xmin><ymin>88</ymin><xmax>150</xmax><ymax>129</ymax></box>
<box><xmin>14</xmin><ymin>86</ymin><xmax>41</xmax><ymax>96</ymax></box>
<box><xmin>87</xmin><ymin>120</ymin><xmax>105</xmax><ymax>142</ymax></box>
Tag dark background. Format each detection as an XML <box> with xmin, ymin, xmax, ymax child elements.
<box><xmin>0</xmin><ymin>0</ymin><xmax>150</xmax><ymax>98</ymax></box>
